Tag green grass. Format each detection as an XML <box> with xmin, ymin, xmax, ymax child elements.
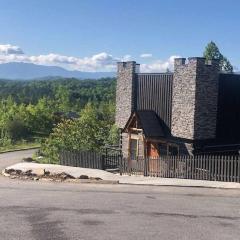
<box><xmin>0</xmin><ymin>141</ymin><xmax>40</xmax><ymax>153</ymax></box>
<box><xmin>34</xmin><ymin>156</ymin><xmax>52</xmax><ymax>164</ymax></box>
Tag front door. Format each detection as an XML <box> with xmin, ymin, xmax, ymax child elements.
<box><xmin>147</xmin><ymin>142</ymin><xmax>159</xmax><ymax>157</ymax></box>
<box><xmin>147</xmin><ymin>142</ymin><xmax>160</xmax><ymax>175</ymax></box>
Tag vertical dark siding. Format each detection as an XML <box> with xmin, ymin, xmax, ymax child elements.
<box><xmin>136</xmin><ymin>73</ymin><xmax>173</xmax><ymax>129</ymax></box>
<box><xmin>216</xmin><ymin>74</ymin><xmax>240</xmax><ymax>142</ymax></box>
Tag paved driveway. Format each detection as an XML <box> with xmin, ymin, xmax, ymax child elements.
<box><xmin>0</xmin><ymin>178</ymin><xmax>239</xmax><ymax>240</ymax></box>
<box><xmin>0</xmin><ymin>149</ymin><xmax>36</xmax><ymax>171</ymax></box>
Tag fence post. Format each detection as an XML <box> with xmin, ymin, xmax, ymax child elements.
<box><xmin>101</xmin><ymin>154</ymin><xmax>105</xmax><ymax>170</ymax></box>
<box><xmin>144</xmin><ymin>158</ymin><xmax>149</xmax><ymax>176</ymax></box>
<box><xmin>119</xmin><ymin>156</ymin><xmax>122</xmax><ymax>175</ymax></box>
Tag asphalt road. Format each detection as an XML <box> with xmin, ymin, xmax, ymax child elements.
<box><xmin>0</xmin><ymin>149</ymin><xmax>37</xmax><ymax>171</ymax></box>
<box><xmin>0</xmin><ymin>150</ymin><xmax>240</xmax><ymax>240</ymax></box>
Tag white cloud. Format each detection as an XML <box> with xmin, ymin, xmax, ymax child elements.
<box><xmin>0</xmin><ymin>43</ymin><xmax>181</xmax><ymax>73</ymax></box>
<box><xmin>0</xmin><ymin>44</ymin><xmax>24</xmax><ymax>55</ymax></box>
<box><xmin>140</xmin><ymin>55</ymin><xmax>181</xmax><ymax>73</ymax></box>
<box><xmin>0</xmin><ymin>47</ymin><xmax>119</xmax><ymax>71</ymax></box>
<box><xmin>122</xmin><ymin>54</ymin><xmax>132</xmax><ymax>61</ymax></box>
<box><xmin>140</xmin><ymin>53</ymin><xmax>153</xmax><ymax>58</ymax></box>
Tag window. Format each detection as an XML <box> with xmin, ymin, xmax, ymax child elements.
<box><xmin>168</xmin><ymin>145</ymin><xmax>179</xmax><ymax>156</ymax></box>
<box><xmin>157</xmin><ymin>143</ymin><xmax>168</xmax><ymax>155</ymax></box>
<box><xmin>130</xmin><ymin>139</ymin><xmax>138</xmax><ymax>160</ymax></box>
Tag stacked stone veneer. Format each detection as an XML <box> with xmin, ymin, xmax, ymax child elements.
<box><xmin>115</xmin><ymin>61</ymin><xmax>143</xmax><ymax>158</ymax></box>
<box><xmin>171</xmin><ymin>57</ymin><xmax>220</xmax><ymax>140</ymax></box>
<box><xmin>115</xmin><ymin>61</ymin><xmax>139</xmax><ymax>129</ymax></box>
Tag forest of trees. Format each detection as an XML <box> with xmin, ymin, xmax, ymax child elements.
<box><xmin>0</xmin><ymin>77</ymin><xmax>118</xmax><ymax>161</ymax></box>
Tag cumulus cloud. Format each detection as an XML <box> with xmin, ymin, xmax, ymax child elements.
<box><xmin>140</xmin><ymin>55</ymin><xmax>181</xmax><ymax>72</ymax></box>
<box><xmin>0</xmin><ymin>47</ymin><xmax>118</xmax><ymax>72</ymax></box>
<box><xmin>0</xmin><ymin>43</ymin><xmax>181</xmax><ymax>72</ymax></box>
<box><xmin>0</xmin><ymin>44</ymin><xmax>24</xmax><ymax>55</ymax></box>
<box><xmin>140</xmin><ymin>53</ymin><xmax>153</xmax><ymax>58</ymax></box>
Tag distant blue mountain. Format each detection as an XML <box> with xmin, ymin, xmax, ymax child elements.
<box><xmin>0</xmin><ymin>62</ymin><xmax>116</xmax><ymax>80</ymax></box>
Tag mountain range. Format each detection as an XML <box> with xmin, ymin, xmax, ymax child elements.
<box><xmin>0</xmin><ymin>62</ymin><xmax>116</xmax><ymax>80</ymax></box>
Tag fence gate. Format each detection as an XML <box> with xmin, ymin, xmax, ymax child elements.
<box><xmin>103</xmin><ymin>146</ymin><xmax>122</xmax><ymax>170</ymax></box>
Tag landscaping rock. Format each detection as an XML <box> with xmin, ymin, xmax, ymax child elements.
<box><xmin>79</xmin><ymin>175</ymin><xmax>89</xmax><ymax>179</ymax></box>
<box><xmin>1</xmin><ymin>170</ymin><xmax>10</xmax><ymax>177</ymax></box>
<box><xmin>4</xmin><ymin>162</ymin><xmax>118</xmax><ymax>184</ymax></box>
<box><xmin>44</xmin><ymin>170</ymin><xmax>50</xmax><ymax>176</ymax></box>
<box><xmin>32</xmin><ymin>168</ymin><xmax>45</xmax><ymax>177</ymax></box>
<box><xmin>95</xmin><ymin>177</ymin><xmax>102</xmax><ymax>181</ymax></box>
<box><xmin>4</xmin><ymin>169</ymin><xmax>15</xmax><ymax>174</ymax></box>
<box><xmin>5</xmin><ymin>169</ymin><xmax>22</xmax><ymax>175</ymax></box>
<box><xmin>23</xmin><ymin>157</ymin><xmax>35</xmax><ymax>162</ymax></box>
<box><xmin>25</xmin><ymin>170</ymin><xmax>36</xmax><ymax>177</ymax></box>
<box><xmin>51</xmin><ymin>172</ymin><xmax>75</xmax><ymax>181</ymax></box>
<box><xmin>89</xmin><ymin>177</ymin><xmax>102</xmax><ymax>181</ymax></box>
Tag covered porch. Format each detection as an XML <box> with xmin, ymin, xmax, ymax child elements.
<box><xmin>122</xmin><ymin>110</ymin><xmax>179</xmax><ymax>173</ymax></box>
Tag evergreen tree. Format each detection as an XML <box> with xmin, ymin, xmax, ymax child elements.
<box><xmin>203</xmin><ymin>41</ymin><xmax>233</xmax><ymax>73</ymax></box>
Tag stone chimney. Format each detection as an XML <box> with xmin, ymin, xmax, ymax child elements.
<box><xmin>115</xmin><ymin>61</ymin><xmax>139</xmax><ymax>129</ymax></box>
<box><xmin>171</xmin><ymin>57</ymin><xmax>220</xmax><ymax>140</ymax></box>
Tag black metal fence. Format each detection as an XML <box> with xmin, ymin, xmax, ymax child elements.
<box><xmin>60</xmin><ymin>150</ymin><xmax>240</xmax><ymax>183</ymax></box>
<box><xmin>103</xmin><ymin>146</ymin><xmax>122</xmax><ymax>169</ymax></box>
<box><xmin>60</xmin><ymin>150</ymin><xmax>104</xmax><ymax>169</ymax></box>
<box><xmin>120</xmin><ymin>155</ymin><xmax>240</xmax><ymax>183</ymax></box>
<box><xmin>59</xmin><ymin>147</ymin><xmax>122</xmax><ymax>170</ymax></box>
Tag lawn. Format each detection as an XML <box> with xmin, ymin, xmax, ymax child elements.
<box><xmin>0</xmin><ymin>141</ymin><xmax>40</xmax><ymax>153</ymax></box>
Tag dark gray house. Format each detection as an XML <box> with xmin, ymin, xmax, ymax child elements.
<box><xmin>115</xmin><ymin>57</ymin><xmax>240</xmax><ymax>159</ymax></box>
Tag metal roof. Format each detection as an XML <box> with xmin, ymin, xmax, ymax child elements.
<box><xmin>123</xmin><ymin>110</ymin><xmax>168</xmax><ymax>139</ymax></box>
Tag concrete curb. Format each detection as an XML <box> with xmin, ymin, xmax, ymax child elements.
<box><xmin>117</xmin><ymin>182</ymin><xmax>240</xmax><ymax>190</ymax></box>
<box><xmin>3</xmin><ymin>162</ymin><xmax>240</xmax><ymax>189</ymax></box>
<box><xmin>65</xmin><ymin>179</ymin><xmax>119</xmax><ymax>184</ymax></box>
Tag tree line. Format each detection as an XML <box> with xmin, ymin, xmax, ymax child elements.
<box><xmin>0</xmin><ymin>77</ymin><xmax>118</xmax><ymax>160</ymax></box>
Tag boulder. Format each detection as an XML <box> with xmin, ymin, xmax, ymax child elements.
<box><xmin>32</xmin><ymin>168</ymin><xmax>45</xmax><ymax>176</ymax></box>
<box><xmin>22</xmin><ymin>157</ymin><xmax>35</xmax><ymax>162</ymax></box>
<box><xmin>52</xmin><ymin>172</ymin><xmax>75</xmax><ymax>180</ymax></box>
<box><xmin>89</xmin><ymin>177</ymin><xmax>102</xmax><ymax>181</ymax></box>
<box><xmin>5</xmin><ymin>169</ymin><xmax>22</xmax><ymax>175</ymax></box>
<box><xmin>79</xmin><ymin>175</ymin><xmax>89</xmax><ymax>179</ymax></box>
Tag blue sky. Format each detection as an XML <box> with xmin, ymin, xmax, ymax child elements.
<box><xmin>0</xmin><ymin>0</ymin><xmax>239</xmax><ymax>72</ymax></box>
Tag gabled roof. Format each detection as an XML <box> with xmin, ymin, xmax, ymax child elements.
<box><xmin>123</xmin><ymin>110</ymin><xmax>167</xmax><ymax>138</ymax></box>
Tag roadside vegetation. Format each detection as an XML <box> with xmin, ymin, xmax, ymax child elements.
<box><xmin>0</xmin><ymin>141</ymin><xmax>40</xmax><ymax>153</ymax></box>
<box><xmin>0</xmin><ymin>77</ymin><xmax>118</xmax><ymax>161</ymax></box>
